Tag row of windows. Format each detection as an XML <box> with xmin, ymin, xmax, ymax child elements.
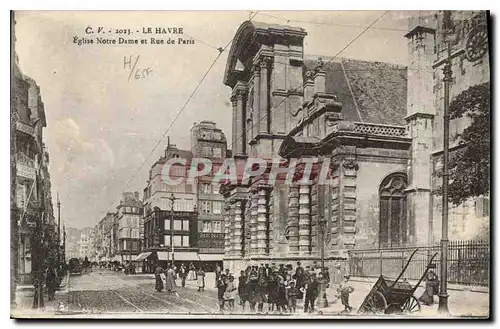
<box><xmin>201</xmin><ymin>147</ymin><xmax>223</xmax><ymax>158</ymax></box>
<box><xmin>199</xmin><ymin>183</ymin><xmax>220</xmax><ymax>195</ymax></box>
<box><xmin>120</xmin><ymin>228</ymin><xmax>141</xmax><ymax>239</ymax></box>
<box><xmin>164</xmin><ymin>219</ymin><xmax>190</xmax><ymax>231</ymax></box>
<box><xmin>121</xmin><ymin>206</ymin><xmax>142</xmax><ymax>214</ymax></box>
<box><xmin>164</xmin><ymin>235</ymin><xmax>190</xmax><ymax>247</ymax></box>
<box><xmin>201</xmin><ymin>200</ymin><xmax>222</xmax><ymax>214</ymax></box>
<box><xmin>202</xmin><ymin>220</ymin><xmax>222</xmax><ymax>233</ymax></box>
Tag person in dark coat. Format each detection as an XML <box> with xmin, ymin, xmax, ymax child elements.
<box><xmin>267</xmin><ymin>271</ymin><xmax>279</xmax><ymax>312</ymax></box>
<box><xmin>46</xmin><ymin>267</ymin><xmax>58</xmax><ymax>301</ymax></box>
<box><xmin>215</xmin><ymin>264</ymin><xmax>222</xmax><ymax>288</ymax></box>
<box><xmin>419</xmin><ymin>269</ymin><xmax>439</xmax><ymax>305</ymax></box>
<box><xmin>238</xmin><ymin>270</ymin><xmax>248</xmax><ymax>311</ymax></box>
<box><xmin>276</xmin><ymin>271</ymin><xmax>288</xmax><ymax>312</ymax></box>
<box><xmin>295</xmin><ymin>262</ymin><xmax>305</xmax><ymax>298</ymax></box>
<box><xmin>304</xmin><ymin>273</ymin><xmax>320</xmax><ymax>313</ymax></box>
<box><xmin>217</xmin><ymin>274</ymin><xmax>228</xmax><ymax>312</ymax></box>
<box><xmin>154</xmin><ymin>265</ymin><xmax>164</xmax><ymax>292</ymax></box>
<box><xmin>256</xmin><ymin>267</ymin><xmax>268</xmax><ymax>313</ymax></box>
<box><xmin>246</xmin><ymin>266</ymin><xmax>259</xmax><ymax>312</ymax></box>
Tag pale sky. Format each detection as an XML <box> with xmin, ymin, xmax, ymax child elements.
<box><xmin>14</xmin><ymin>10</ymin><xmax>417</xmax><ymax>229</ymax></box>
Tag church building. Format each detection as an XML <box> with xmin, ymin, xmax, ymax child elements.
<box><xmin>221</xmin><ymin>11</ymin><xmax>490</xmax><ymax>273</ymax></box>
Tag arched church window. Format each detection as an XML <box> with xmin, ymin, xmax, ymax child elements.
<box><xmin>379</xmin><ymin>173</ymin><xmax>408</xmax><ymax>248</ymax></box>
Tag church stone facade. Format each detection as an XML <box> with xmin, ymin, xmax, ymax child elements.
<box><xmin>221</xmin><ymin>11</ymin><xmax>490</xmax><ymax>273</ymax></box>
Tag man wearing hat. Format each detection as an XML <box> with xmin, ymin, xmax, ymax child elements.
<box><xmin>304</xmin><ymin>272</ymin><xmax>320</xmax><ymax>313</ymax></box>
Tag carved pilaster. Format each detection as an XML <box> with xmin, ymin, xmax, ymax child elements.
<box><xmin>287</xmin><ymin>185</ymin><xmax>299</xmax><ymax>255</ymax></box>
<box><xmin>250</xmin><ymin>190</ymin><xmax>259</xmax><ymax>256</ymax></box>
<box><xmin>223</xmin><ymin>202</ymin><xmax>231</xmax><ymax>257</ymax></box>
<box><xmin>257</xmin><ymin>186</ymin><xmax>270</xmax><ymax>256</ymax></box>
<box><xmin>341</xmin><ymin>155</ymin><xmax>358</xmax><ymax>249</ymax></box>
<box><xmin>259</xmin><ymin>56</ymin><xmax>272</xmax><ymax>134</ymax></box>
<box><xmin>233</xmin><ymin>199</ymin><xmax>244</xmax><ymax>257</ymax></box>
<box><xmin>298</xmin><ymin>184</ymin><xmax>311</xmax><ymax>255</ymax></box>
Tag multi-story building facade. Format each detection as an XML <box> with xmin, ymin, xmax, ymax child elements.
<box><xmin>141</xmin><ymin>143</ymin><xmax>198</xmax><ymax>272</ymax></box>
<box><xmin>221</xmin><ymin>12</ymin><xmax>489</xmax><ymax>273</ymax></box>
<box><xmin>191</xmin><ymin>121</ymin><xmax>227</xmax><ymax>266</ymax></box>
<box><xmin>95</xmin><ymin>213</ymin><xmax>114</xmax><ymax>262</ymax></box>
<box><xmin>12</xmin><ymin>51</ymin><xmax>57</xmax><ymax>288</ymax></box>
<box><xmin>78</xmin><ymin>228</ymin><xmax>91</xmax><ymax>260</ymax></box>
<box><xmin>140</xmin><ymin>122</ymin><xmax>228</xmax><ymax>271</ymax></box>
<box><xmin>116</xmin><ymin>192</ymin><xmax>143</xmax><ymax>263</ymax></box>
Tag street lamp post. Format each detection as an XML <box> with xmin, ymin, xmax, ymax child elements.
<box><xmin>438</xmin><ymin>40</ymin><xmax>453</xmax><ymax>314</ymax></box>
<box><xmin>168</xmin><ymin>193</ymin><xmax>176</xmax><ymax>265</ymax></box>
<box><xmin>319</xmin><ymin>216</ymin><xmax>329</xmax><ymax>308</ymax></box>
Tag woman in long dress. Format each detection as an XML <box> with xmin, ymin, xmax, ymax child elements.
<box><xmin>165</xmin><ymin>265</ymin><xmax>178</xmax><ymax>293</ymax></box>
<box><xmin>197</xmin><ymin>267</ymin><xmax>206</xmax><ymax>292</ymax></box>
<box><xmin>224</xmin><ymin>275</ymin><xmax>237</xmax><ymax>311</ymax></box>
<box><xmin>187</xmin><ymin>262</ymin><xmax>196</xmax><ymax>281</ymax></box>
<box><xmin>154</xmin><ymin>265</ymin><xmax>164</xmax><ymax>292</ymax></box>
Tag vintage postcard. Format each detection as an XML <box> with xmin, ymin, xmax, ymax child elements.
<box><xmin>10</xmin><ymin>10</ymin><xmax>490</xmax><ymax>319</ymax></box>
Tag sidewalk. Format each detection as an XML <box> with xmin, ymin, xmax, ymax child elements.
<box><xmin>178</xmin><ymin>273</ymin><xmax>489</xmax><ymax>318</ymax></box>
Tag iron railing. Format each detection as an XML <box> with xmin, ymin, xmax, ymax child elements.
<box><xmin>348</xmin><ymin>240</ymin><xmax>489</xmax><ymax>287</ymax></box>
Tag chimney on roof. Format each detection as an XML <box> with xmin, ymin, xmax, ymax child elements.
<box><xmin>134</xmin><ymin>191</ymin><xmax>139</xmax><ymax>200</ymax></box>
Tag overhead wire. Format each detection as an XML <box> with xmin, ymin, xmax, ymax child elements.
<box><xmin>102</xmin><ymin>11</ymin><xmax>260</xmax><ymax>214</ymax></box>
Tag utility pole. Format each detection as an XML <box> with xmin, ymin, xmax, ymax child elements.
<box><xmin>169</xmin><ymin>193</ymin><xmax>176</xmax><ymax>265</ymax></box>
<box><xmin>438</xmin><ymin>40</ymin><xmax>453</xmax><ymax>314</ymax></box>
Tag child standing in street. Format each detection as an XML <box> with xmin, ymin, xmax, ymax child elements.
<box><xmin>287</xmin><ymin>280</ymin><xmax>300</xmax><ymax>313</ymax></box>
<box><xmin>339</xmin><ymin>275</ymin><xmax>354</xmax><ymax>313</ymax></box>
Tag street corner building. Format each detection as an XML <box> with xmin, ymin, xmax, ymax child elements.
<box><xmin>141</xmin><ymin>121</ymin><xmax>228</xmax><ymax>272</ymax></box>
<box><xmin>220</xmin><ymin>11</ymin><xmax>490</xmax><ymax>281</ymax></box>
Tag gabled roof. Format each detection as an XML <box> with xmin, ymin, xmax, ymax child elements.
<box><xmin>303</xmin><ymin>56</ymin><xmax>407</xmax><ymax>125</ymax></box>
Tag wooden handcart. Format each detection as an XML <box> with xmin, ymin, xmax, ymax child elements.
<box><xmin>357</xmin><ymin>248</ymin><xmax>438</xmax><ymax>315</ymax></box>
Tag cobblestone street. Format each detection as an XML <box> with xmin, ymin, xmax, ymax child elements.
<box><xmin>11</xmin><ymin>269</ymin><xmax>489</xmax><ymax>318</ymax></box>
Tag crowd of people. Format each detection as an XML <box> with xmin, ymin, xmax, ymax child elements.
<box><xmin>214</xmin><ymin>261</ymin><xmax>354</xmax><ymax>314</ymax></box>
<box><xmin>152</xmin><ymin>260</ymin><xmax>354</xmax><ymax>314</ymax></box>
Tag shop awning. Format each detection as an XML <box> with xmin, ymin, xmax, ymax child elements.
<box><xmin>173</xmin><ymin>252</ymin><xmax>200</xmax><ymax>261</ymax></box>
<box><xmin>156</xmin><ymin>251</ymin><xmax>199</xmax><ymax>261</ymax></box>
<box><xmin>111</xmin><ymin>255</ymin><xmax>121</xmax><ymax>262</ymax></box>
<box><xmin>198</xmin><ymin>254</ymin><xmax>223</xmax><ymax>261</ymax></box>
<box><xmin>134</xmin><ymin>252</ymin><xmax>152</xmax><ymax>262</ymax></box>
<box><xmin>157</xmin><ymin>251</ymin><xmax>171</xmax><ymax>261</ymax></box>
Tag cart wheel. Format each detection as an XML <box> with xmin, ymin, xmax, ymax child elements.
<box><xmin>363</xmin><ymin>291</ymin><xmax>387</xmax><ymax>314</ymax></box>
<box><xmin>402</xmin><ymin>296</ymin><xmax>421</xmax><ymax>314</ymax></box>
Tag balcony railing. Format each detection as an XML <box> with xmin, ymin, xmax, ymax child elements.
<box><xmin>353</xmin><ymin>122</ymin><xmax>407</xmax><ymax>137</ymax></box>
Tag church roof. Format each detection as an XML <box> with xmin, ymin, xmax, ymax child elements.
<box><xmin>303</xmin><ymin>56</ymin><xmax>408</xmax><ymax>125</ymax></box>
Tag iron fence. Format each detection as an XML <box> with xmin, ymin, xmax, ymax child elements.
<box><xmin>348</xmin><ymin>240</ymin><xmax>489</xmax><ymax>287</ymax></box>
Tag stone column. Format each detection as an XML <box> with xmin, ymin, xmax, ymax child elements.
<box><xmin>259</xmin><ymin>56</ymin><xmax>272</xmax><ymax>134</ymax></box>
<box><xmin>252</xmin><ymin>63</ymin><xmax>260</xmax><ymax>137</ymax></box>
<box><xmin>257</xmin><ymin>187</ymin><xmax>269</xmax><ymax>256</ymax></box>
<box><xmin>231</xmin><ymin>97</ymin><xmax>237</xmax><ymax>152</ymax></box>
<box><xmin>235</xmin><ymin>89</ymin><xmax>246</xmax><ymax>155</ymax></box>
<box><xmin>288</xmin><ymin>185</ymin><xmax>300</xmax><ymax>255</ymax></box>
<box><xmin>250</xmin><ymin>190</ymin><xmax>259</xmax><ymax>256</ymax></box>
<box><xmin>233</xmin><ymin>200</ymin><xmax>243</xmax><ymax>257</ymax></box>
<box><xmin>298</xmin><ymin>184</ymin><xmax>311</xmax><ymax>255</ymax></box>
